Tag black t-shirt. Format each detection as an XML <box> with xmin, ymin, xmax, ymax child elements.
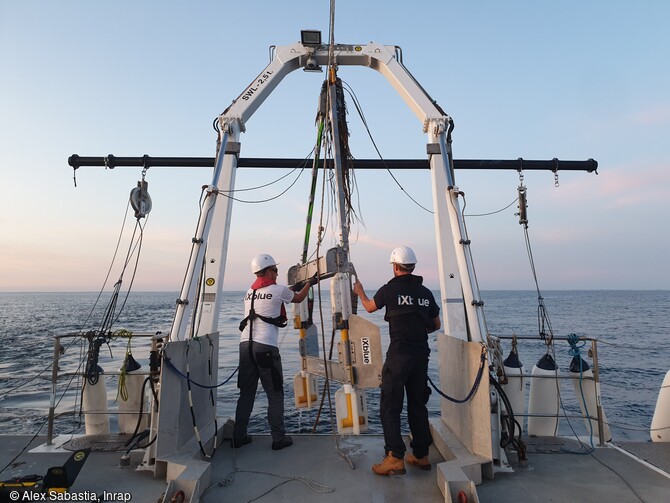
<box><xmin>373</xmin><ymin>274</ymin><xmax>439</xmax><ymax>354</ymax></box>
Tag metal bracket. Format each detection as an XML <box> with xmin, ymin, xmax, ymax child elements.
<box><xmin>287</xmin><ymin>246</ymin><xmax>352</xmax><ymax>285</ymax></box>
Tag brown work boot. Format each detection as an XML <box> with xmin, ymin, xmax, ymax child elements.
<box><xmin>372</xmin><ymin>454</ymin><xmax>406</xmax><ymax>476</ymax></box>
<box><xmin>405</xmin><ymin>453</ymin><xmax>431</xmax><ymax>470</ymax></box>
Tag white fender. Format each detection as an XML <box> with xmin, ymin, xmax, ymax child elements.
<box><xmin>82</xmin><ymin>371</ymin><xmax>110</xmax><ymax>435</ymax></box>
<box><xmin>502</xmin><ymin>356</ymin><xmax>526</xmax><ymax>433</ymax></box>
<box><xmin>527</xmin><ymin>354</ymin><xmax>559</xmax><ymax>436</ymax></box>
<box><xmin>569</xmin><ymin>356</ymin><xmax>611</xmax><ymax>442</ymax></box>
<box><xmin>651</xmin><ymin>369</ymin><xmax>670</xmax><ymax>442</ymax></box>
<box><xmin>118</xmin><ymin>367</ymin><xmax>148</xmax><ymax>434</ymax></box>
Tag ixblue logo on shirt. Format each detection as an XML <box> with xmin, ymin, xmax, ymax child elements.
<box><xmin>245</xmin><ymin>292</ymin><xmax>273</xmax><ymax>301</ymax></box>
<box><xmin>397</xmin><ymin>295</ymin><xmax>430</xmax><ymax>307</ymax></box>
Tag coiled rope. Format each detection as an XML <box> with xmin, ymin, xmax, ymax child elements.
<box><xmin>116</xmin><ymin>330</ymin><xmax>135</xmax><ymax>402</ymax></box>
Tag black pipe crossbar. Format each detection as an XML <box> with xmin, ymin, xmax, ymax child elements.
<box><xmin>68</xmin><ymin>154</ymin><xmax>598</xmax><ymax>173</ymax></box>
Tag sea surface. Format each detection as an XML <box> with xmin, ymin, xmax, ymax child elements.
<box><xmin>0</xmin><ymin>290</ymin><xmax>668</xmax><ymax>443</ymax></box>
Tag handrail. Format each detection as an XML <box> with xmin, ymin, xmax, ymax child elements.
<box><xmin>492</xmin><ymin>333</ymin><xmax>606</xmax><ymax>446</ymax></box>
<box><xmin>47</xmin><ymin>332</ymin><xmax>159</xmax><ymax>446</ymax></box>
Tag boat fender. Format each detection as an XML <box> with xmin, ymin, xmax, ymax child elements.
<box><xmin>503</xmin><ymin>349</ymin><xmax>523</xmax><ymax>368</ymax></box>
<box><xmin>651</xmin><ymin>369</ymin><xmax>670</xmax><ymax>442</ymax></box>
<box><xmin>569</xmin><ymin>355</ymin><xmax>612</xmax><ymax>442</ymax></box>
<box><xmin>82</xmin><ymin>366</ymin><xmax>110</xmax><ymax>435</ymax></box>
<box><xmin>527</xmin><ymin>353</ymin><xmax>559</xmax><ymax>437</ymax></box>
<box><xmin>123</xmin><ymin>353</ymin><xmax>142</xmax><ymax>372</ymax></box>
<box><xmin>536</xmin><ymin>353</ymin><xmax>557</xmax><ymax>371</ymax></box>
<box><xmin>502</xmin><ymin>348</ymin><xmax>526</xmax><ymax>431</ymax></box>
<box><xmin>569</xmin><ymin>355</ymin><xmax>590</xmax><ymax>373</ymax></box>
<box><xmin>118</xmin><ymin>355</ymin><xmax>147</xmax><ymax>434</ymax></box>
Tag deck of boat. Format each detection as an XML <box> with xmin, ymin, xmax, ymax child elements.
<box><xmin>2</xmin><ymin>434</ymin><xmax>669</xmax><ymax>502</ymax></box>
<box><xmin>477</xmin><ymin>437</ymin><xmax>670</xmax><ymax>503</ymax></box>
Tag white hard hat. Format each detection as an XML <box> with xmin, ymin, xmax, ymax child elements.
<box><xmin>389</xmin><ymin>246</ymin><xmax>417</xmax><ymax>265</ymax></box>
<box><xmin>251</xmin><ymin>254</ymin><xmax>277</xmax><ymax>274</ymax></box>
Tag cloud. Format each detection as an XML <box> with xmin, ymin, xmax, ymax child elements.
<box><xmin>633</xmin><ymin>103</ymin><xmax>670</xmax><ymax>126</ymax></box>
<box><xmin>351</xmin><ymin>233</ymin><xmax>398</xmax><ymax>252</ymax></box>
<box><xmin>599</xmin><ymin>166</ymin><xmax>669</xmax><ymax>208</ymax></box>
<box><xmin>542</xmin><ymin>162</ymin><xmax>670</xmax><ymax>209</ymax></box>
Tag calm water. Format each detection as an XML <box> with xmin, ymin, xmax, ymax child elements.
<box><xmin>0</xmin><ymin>290</ymin><xmax>668</xmax><ymax>442</ymax></box>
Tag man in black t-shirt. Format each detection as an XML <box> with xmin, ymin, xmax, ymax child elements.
<box><xmin>353</xmin><ymin>246</ymin><xmax>441</xmax><ymax>476</ymax></box>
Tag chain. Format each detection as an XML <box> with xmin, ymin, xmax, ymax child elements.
<box><xmin>141</xmin><ymin>154</ymin><xmax>149</xmax><ymax>181</ymax></box>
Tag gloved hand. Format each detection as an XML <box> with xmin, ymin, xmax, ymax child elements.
<box><xmin>291</xmin><ymin>281</ymin><xmax>305</xmax><ymax>292</ymax></box>
<box><xmin>292</xmin><ymin>273</ymin><xmax>318</xmax><ymax>291</ymax></box>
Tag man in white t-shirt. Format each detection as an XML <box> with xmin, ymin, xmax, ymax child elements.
<box><xmin>232</xmin><ymin>253</ymin><xmax>316</xmax><ymax>450</ymax></box>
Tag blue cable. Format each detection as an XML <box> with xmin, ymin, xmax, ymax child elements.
<box><xmin>567</xmin><ymin>333</ymin><xmax>595</xmax><ymax>448</ymax></box>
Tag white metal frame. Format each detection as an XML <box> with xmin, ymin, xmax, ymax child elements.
<box><xmin>176</xmin><ymin>41</ymin><xmax>487</xmax><ymax>345</ymax></box>
<box><xmin>156</xmin><ymin>40</ymin><xmax>500</xmax><ymax>493</ymax></box>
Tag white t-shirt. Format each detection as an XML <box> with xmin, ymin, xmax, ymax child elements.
<box><xmin>240</xmin><ymin>284</ymin><xmax>295</xmax><ymax>347</ymax></box>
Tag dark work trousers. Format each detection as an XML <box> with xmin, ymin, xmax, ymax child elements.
<box><xmin>380</xmin><ymin>349</ymin><xmax>432</xmax><ymax>459</ymax></box>
<box><xmin>233</xmin><ymin>340</ymin><xmax>287</xmax><ymax>443</ymax></box>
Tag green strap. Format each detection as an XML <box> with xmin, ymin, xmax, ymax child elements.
<box><xmin>301</xmin><ymin>116</ymin><xmax>325</xmax><ymax>264</ymax></box>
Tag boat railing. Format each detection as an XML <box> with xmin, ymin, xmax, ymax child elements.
<box><xmin>491</xmin><ymin>333</ymin><xmax>608</xmax><ymax>446</ymax></box>
<box><xmin>47</xmin><ymin>331</ymin><xmax>161</xmax><ymax>446</ymax></box>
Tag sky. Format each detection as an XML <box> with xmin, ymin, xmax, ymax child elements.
<box><xmin>1</xmin><ymin>1</ymin><xmax>669</xmax><ymax>292</ymax></box>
